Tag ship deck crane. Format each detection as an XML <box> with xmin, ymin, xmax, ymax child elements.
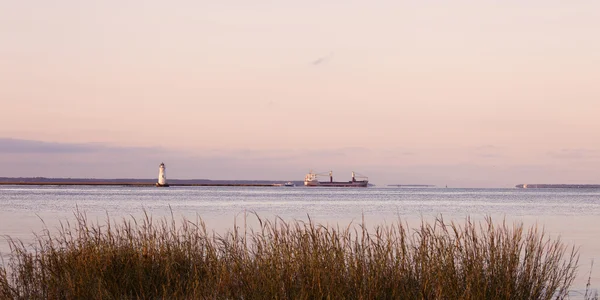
<box><xmin>352</xmin><ymin>171</ymin><xmax>368</xmax><ymax>182</ymax></box>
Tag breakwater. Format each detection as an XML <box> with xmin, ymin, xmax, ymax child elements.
<box><xmin>516</xmin><ymin>184</ymin><xmax>600</xmax><ymax>188</ymax></box>
<box><xmin>0</xmin><ymin>182</ymin><xmax>280</xmax><ymax>187</ymax></box>
<box><xmin>0</xmin><ymin>178</ymin><xmax>294</xmax><ymax>187</ymax></box>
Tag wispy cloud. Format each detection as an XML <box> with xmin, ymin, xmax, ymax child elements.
<box><xmin>472</xmin><ymin>144</ymin><xmax>505</xmax><ymax>159</ymax></box>
<box><xmin>0</xmin><ymin>139</ymin><xmax>377</xmax><ymax>179</ymax></box>
<box><xmin>0</xmin><ymin>138</ymin><xmax>165</xmax><ymax>154</ymax></box>
<box><xmin>548</xmin><ymin>148</ymin><xmax>600</xmax><ymax>159</ymax></box>
<box><xmin>0</xmin><ymin>138</ymin><xmax>98</xmax><ymax>154</ymax></box>
<box><xmin>310</xmin><ymin>52</ymin><xmax>334</xmax><ymax>66</ymax></box>
<box><xmin>474</xmin><ymin>145</ymin><xmax>503</xmax><ymax>151</ymax></box>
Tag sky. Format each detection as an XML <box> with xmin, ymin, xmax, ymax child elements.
<box><xmin>1</xmin><ymin>0</ymin><xmax>599</xmax><ymax>187</ymax></box>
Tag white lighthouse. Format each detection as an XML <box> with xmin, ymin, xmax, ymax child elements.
<box><xmin>156</xmin><ymin>162</ymin><xmax>169</xmax><ymax>187</ymax></box>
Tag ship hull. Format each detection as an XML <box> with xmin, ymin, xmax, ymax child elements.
<box><xmin>305</xmin><ymin>181</ymin><xmax>368</xmax><ymax>187</ymax></box>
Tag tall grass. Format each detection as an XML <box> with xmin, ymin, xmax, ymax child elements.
<box><xmin>0</xmin><ymin>211</ymin><xmax>587</xmax><ymax>299</ymax></box>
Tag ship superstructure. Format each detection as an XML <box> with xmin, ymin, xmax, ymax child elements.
<box><xmin>304</xmin><ymin>170</ymin><xmax>368</xmax><ymax>187</ymax></box>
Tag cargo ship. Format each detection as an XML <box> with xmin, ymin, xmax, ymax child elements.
<box><xmin>304</xmin><ymin>170</ymin><xmax>368</xmax><ymax>187</ymax></box>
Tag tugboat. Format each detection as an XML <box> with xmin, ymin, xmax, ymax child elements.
<box><xmin>304</xmin><ymin>170</ymin><xmax>368</xmax><ymax>187</ymax></box>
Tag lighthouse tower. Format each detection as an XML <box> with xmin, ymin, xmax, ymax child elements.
<box><xmin>156</xmin><ymin>162</ymin><xmax>169</xmax><ymax>187</ymax></box>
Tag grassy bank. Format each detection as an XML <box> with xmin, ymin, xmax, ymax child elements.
<box><xmin>0</xmin><ymin>211</ymin><xmax>593</xmax><ymax>299</ymax></box>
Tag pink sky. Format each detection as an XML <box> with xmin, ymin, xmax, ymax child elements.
<box><xmin>1</xmin><ymin>1</ymin><xmax>599</xmax><ymax>187</ymax></box>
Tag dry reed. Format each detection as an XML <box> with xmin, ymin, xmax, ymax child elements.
<box><xmin>0</xmin><ymin>211</ymin><xmax>590</xmax><ymax>299</ymax></box>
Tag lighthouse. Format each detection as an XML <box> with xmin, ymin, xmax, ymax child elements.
<box><xmin>156</xmin><ymin>162</ymin><xmax>169</xmax><ymax>187</ymax></box>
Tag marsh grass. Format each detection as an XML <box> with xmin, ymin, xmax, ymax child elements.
<box><xmin>0</xmin><ymin>211</ymin><xmax>586</xmax><ymax>299</ymax></box>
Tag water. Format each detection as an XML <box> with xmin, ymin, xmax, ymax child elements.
<box><xmin>1</xmin><ymin>185</ymin><xmax>599</xmax><ymax>296</ymax></box>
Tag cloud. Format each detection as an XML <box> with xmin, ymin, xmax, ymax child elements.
<box><xmin>0</xmin><ymin>138</ymin><xmax>165</xmax><ymax>154</ymax></box>
<box><xmin>474</xmin><ymin>145</ymin><xmax>503</xmax><ymax>151</ymax></box>
<box><xmin>4</xmin><ymin>138</ymin><xmax>598</xmax><ymax>187</ymax></box>
<box><xmin>310</xmin><ymin>52</ymin><xmax>334</xmax><ymax>66</ymax></box>
<box><xmin>471</xmin><ymin>144</ymin><xmax>505</xmax><ymax>159</ymax></box>
<box><xmin>0</xmin><ymin>138</ymin><xmax>98</xmax><ymax>154</ymax></box>
<box><xmin>0</xmin><ymin>138</ymin><xmax>184</xmax><ymax>179</ymax></box>
<box><xmin>548</xmin><ymin>148</ymin><xmax>600</xmax><ymax>159</ymax></box>
<box><xmin>0</xmin><ymin>139</ymin><xmax>377</xmax><ymax>180</ymax></box>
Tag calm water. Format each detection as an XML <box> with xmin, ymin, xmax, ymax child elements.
<box><xmin>1</xmin><ymin>185</ymin><xmax>599</xmax><ymax>294</ymax></box>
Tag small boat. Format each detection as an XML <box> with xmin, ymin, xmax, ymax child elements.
<box><xmin>284</xmin><ymin>182</ymin><xmax>295</xmax><ymax>187</ymax></box>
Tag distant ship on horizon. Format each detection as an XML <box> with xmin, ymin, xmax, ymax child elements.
<box><xmin>304</xmin><ymin>170</ymin><xmax>368</xmax><ymax>187</ymax></box>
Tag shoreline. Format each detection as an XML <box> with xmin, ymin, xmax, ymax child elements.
<box><xmin>0</xmin><ymin>181</ymin><xmax>281</xmax><ymax>187</ymax></box>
